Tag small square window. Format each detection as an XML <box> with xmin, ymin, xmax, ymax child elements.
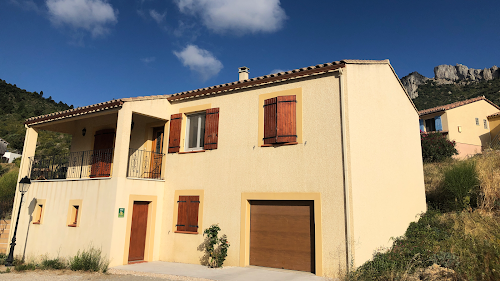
<box><xmin>185</xmin><ymin>113</ymin><xmax>205</xmax><ymax>151</ymax></box>
<box><xmin>484</xmin><ymin>119</ymin><xmax>488</xmax><ymax>129</ymax></box>
<box><xmin>476</xmin><ymin>118</ymin><xmax>480</xmax><ymax>126</ymax></box>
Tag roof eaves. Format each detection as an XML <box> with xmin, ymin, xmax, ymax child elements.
<box><xmin>418</xmin><ymin>96</ymin><xmax>500</xmax><ymax>116</ymax></box>
<box><xmin>167</xmin><ymin>61</ymin><xmax>345</xmax><ymax>102</ymax></box>
<box><xmin>25</xmin><ymin>99</ymin><xmax>124</xmax><ymax>126</ymax></box>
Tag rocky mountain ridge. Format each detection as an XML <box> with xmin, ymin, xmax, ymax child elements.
<box><xmin>402</xmin><ymin>64</ymin><xmax>500</xmax><ymax>99</ymax></box>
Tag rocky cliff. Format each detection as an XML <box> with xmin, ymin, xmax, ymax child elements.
<box><xmin>401</xmin><ymin>64</ymin><xmax>500</xmax><ymax>99</ymax></box>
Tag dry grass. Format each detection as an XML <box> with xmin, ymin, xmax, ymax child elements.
<box><xmin>422</xmin><ymin>159</ymin><xmax>455</xmax><ymax>193</ymax></box>
<box><xmin>475</xmin><ymin>150</ymin><xmax>500</xmax><ymax>212</ymax></box>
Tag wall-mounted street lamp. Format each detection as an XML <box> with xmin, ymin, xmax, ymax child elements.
<box><xmin>5</xmin><ymin>176</ymin><xmax>31</xmax><ymax>266</ymax></box>
<box><xmin>82</xmin><ymin>128</ymin><xmax>87</xmax><ymax>137</ymax></box>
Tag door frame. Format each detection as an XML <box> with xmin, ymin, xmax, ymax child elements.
<box><xmin>239</xmin><ymin>193</ymin><xmax>323</xmax><ymax>276</ymax></box>
<box><xmin>123</xmin><ymin>195</ymin><xmax>157</xmax><ymax>265</ymax></box>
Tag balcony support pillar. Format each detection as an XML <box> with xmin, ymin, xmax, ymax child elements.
<box><xmin>19</xmin><ymin>126</ymin><xmax>38</xmax><ymax>181</ymax></box>
<box><xmin>112</xmin><ymin>105</ymin><xmax>132</xmax><ymax>178</ymax></box>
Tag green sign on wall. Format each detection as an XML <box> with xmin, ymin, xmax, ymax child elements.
<box><xmin>118</xmin><ymin>208</ymin><xmax>125</xmax><ymax>218</ymax></box>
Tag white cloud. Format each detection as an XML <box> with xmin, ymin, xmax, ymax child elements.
<box><xmin>269</xmin><ymin>69</ymin><xmax>286</xmax><ymax>74</ymax></box>
<box><xmin>173</xmin><ymin>45</ymin><xmax>223</xmax><ymax>81</ymax></box>
<box><xmin>46</xmin><ymin>0</ymin><xmax>118</xmax><ymax>38</ymax></box>
<box><xmin>149</xmin><ymin>9</ymin><xmax>166</xmax><ymax>24</ymax></box>
<box><xmin>174</xmin><ymin>0</ymin><xmax>286</xmax><ymax>35</ymax></box>
<box><xmin>141</xmin><ymin>57</ymin><xmax>156</xmax><ymax>63</ymax></box>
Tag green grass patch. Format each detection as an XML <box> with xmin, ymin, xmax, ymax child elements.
<box><xmin>69</xmin><ymin>246</ymin><xmax>109</xmax><ymax>273</ymax></box>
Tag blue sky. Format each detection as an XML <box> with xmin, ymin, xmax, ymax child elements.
<box><xmin>1</xmin><ymin>0</ymin><xmax>499</xmax><ymax>108</ymax></box>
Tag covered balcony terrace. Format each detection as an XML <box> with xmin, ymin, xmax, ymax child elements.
<box><xmin>21</xmin><ymin>100</ymin><xmax>168</xmax><ymax>182</ymax></box>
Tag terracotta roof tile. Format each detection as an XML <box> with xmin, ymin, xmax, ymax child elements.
<box><xmin>25</xmin><ymin>99</ymin><xmax>124</xmax><ymax>126</ymax></box>
<box><xmin>488</xmin><ymin>111</ymin><xmax>500</xmax><ymax>119</ymax></box>
<box><xmin>418</xmin><ymin>96</ymin><xmax>500</xmax><ymax>116</ymax></box>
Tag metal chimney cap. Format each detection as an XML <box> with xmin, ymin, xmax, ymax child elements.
<box><xmin>238</xmin><ymin>66</ymin><xmax>250</xmax><ymax>73</ymax></box>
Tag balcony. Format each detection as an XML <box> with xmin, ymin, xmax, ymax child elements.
<box><xmin>29</xmin><ymin>148</ymin><xmax>114</xmax><ymax>180</ymax></box>
<box><xmin>127</xmin><ymin>149</ymin><xmax>165</xmax><ymax>180</ymax></box>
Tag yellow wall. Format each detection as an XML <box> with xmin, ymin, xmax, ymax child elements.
<box><xmin>488</xmin><ymin>115</ymin><xmax>500</xmax><ymax>145</ymax></box>
<box><xmin>160</xmin><ymin>74</ymin><xmax>348</xmax><ymax>277</ymax></box>
<box><xmin>344</xmin><ymin>63</ymin><xmax>426</xmax><ymax>266</ymax></box>
<box><xmin>446</xmin><ymin>100</ymin><xmax>496</xmax><ymax>148</ymax></box>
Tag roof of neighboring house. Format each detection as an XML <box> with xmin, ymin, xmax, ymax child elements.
<box><xmin>487</xmin><ymin>111</ymin><xmax>500</xmax><ymax>119</ymax></box>
<box><xmin>418</xmin><ymin>96</ymin><xmax>500</xmax><ymax>117</ymax></box>
<box><xmin>25</xmin><ymin>59</ymin><xmax>399</xmax><ymax>126</ymax></box>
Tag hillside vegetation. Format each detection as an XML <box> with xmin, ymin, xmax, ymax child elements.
<box><xmin>345</xmin><ymin>151</ymin><xmax>500</xmax><ymax>281</ymax></box>
<box><xmin>413</xmin><ymin>77</ymin><xmax>500</xmax><ymax>110</ymax></box>
<box><xmin>0</xmin><ymin>79</ymin><xmax>73</xmax><ymax>155</ymax></box>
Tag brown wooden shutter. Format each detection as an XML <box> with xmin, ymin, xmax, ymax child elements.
<box><xmin>263</xmin><ymin>97</ymin><xmax>277</xmax><ymax>144</ymax></box>
<box><xmin>168</xmin><ymin>113</ymin><xmax>182</xmax><ymax>153</ymax></box>
<box><xmin>276</xmin><ymin>95</ymin><xmax>297</xmax><ymax>143</ymax></box>
<box><xmin>204</xmin><ymin>108</ymin><xmax>219</xmax><ymax>150</ymax></box>
<box><xmin>176</xmin><ymin>195</ymin><xmax>200</xmax><ymax>233</ymax></box>
<box><xmin>176</xmin><ymin>196</ymin><xmax>188</xmax><ymax>232</ymax></box>
<box><xmin>186</xmin><ymin>196</ymin><xmax>200</xmax><ymax>233</ymax></box>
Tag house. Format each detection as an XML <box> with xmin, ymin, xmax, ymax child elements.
<box><xmin>2</xmin><ymin>151</ymin><xmax>22</xmax><ymax>163</ymax></box>
<box><xmin>0</xmin><ymin>138</ymin><xmax>8</xmax><ymax>161</ymax></box>
<box><xmin>487</xmin><ymin>112</ymin><xmax>500</xmax><ymax>148</ymax></box>
<box><xmin>418</xmin><ymin>96</ymin><xmax>500</xmax><ymax>158</ymax></box>
<box><xmin>8</xmin><ymin>59</ymin><xmax>426</xmax><ymax>278</ymax></box>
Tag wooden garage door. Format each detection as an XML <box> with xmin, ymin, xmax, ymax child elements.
<box><xmin>250</xmin><ymin>200</ymin><xmax>315</xmax><ymax>273</ymax></box>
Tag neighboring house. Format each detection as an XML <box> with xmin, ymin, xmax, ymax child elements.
<box><xmin>0</xmin><ymin>138</ymin><xmax>8</xmax><ymax>161</ymax></box>
<box><xmin>487</xmin><ymin>111</ymin><xmax>500</xmax><ymax>148</ymax></box>
<box><xmin>9</xmin><ymin>59</ymin><xmax>426</xmax><ymax>278</ymax></box>
<box><xmin>2</xmin><ymin>152</ymin><xmax>22</xmax><ymax>163</ymax></box>
<box><xmin>419</xmin><ymin>96</ymin><xmax>500</xmax><ymax>159</ymax></box>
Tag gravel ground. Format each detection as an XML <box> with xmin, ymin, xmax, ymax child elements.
<box><xmin>0</xmin><ymin>268</ymin><xmax>214</xmax><ymax>281</ymax></box>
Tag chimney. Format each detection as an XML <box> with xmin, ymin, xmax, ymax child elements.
<box><xmin>238</xmin><ymin>66</ymin><xmax>249</xmax><ymax>81</ymax></box>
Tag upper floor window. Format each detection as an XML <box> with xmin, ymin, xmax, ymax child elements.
<box><xmin>484</xmin><ymin>119</ymin><xmax>488</xmax><ymax>129</ymax></box>
<box><xmin>476</xmin><ymin>118</ymin><xmax>480</xmax><ymax>126</ymax></box>
<box><xmin>186</xmin><ymin>113</ymin><xmax>206</xmax><ymax>151</ymax></box>
<box><xmin>263</xmin><ymin>95</ymin><xmax>297</xmax><ymax>145</ymax></box>
<box><xmin>168</xmin><ymin>108</ymin><xmax>219</xmax><ymax>153</ymax></box>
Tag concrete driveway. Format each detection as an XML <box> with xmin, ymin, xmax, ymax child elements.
<box><xmin>111</xmin><ymin>262</ymin><xmax>332</xmax><ymax>281</ymax></box>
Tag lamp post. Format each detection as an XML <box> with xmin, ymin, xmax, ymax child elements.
<box><xmin>5</xmin><ymin>176</ymin><xmax>31</xmax><ymax>266</ymax></box>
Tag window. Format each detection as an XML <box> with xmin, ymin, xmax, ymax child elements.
<box><xmin>186</xmin><ymin>113</ymin><xmax>205</xmax><ymax>151</ymax></box>
<box><xmin>175</xmin><ymin>196</ymin><xmax>200</xmax><ymax>233</ymax></box>
<box><xmin>484</xmin><ymin>119</ymin><xmax>488</xmax><ymax>129</ymax></box>
<box><xmin>33</xmin><ymin>204</ymin><xmax>43</xmax><ymax>224</ymax></box>
<box><xmin>263</xmin><ymin>95</ymin><xmax>297</xmax><ymax>145</ymax></box>
<box><xmin>168</xmin><ymin>108</ymin><xmax>219</xmax><ymax>153</ymax></box>
<box><xmin>476</xmin><ymin>118</ymin><xmax>480</xmax><ymax>126</ymax></box>
<box><xmin>424</xmin><ymin>119</ymin><xmax>436</xmax><ymax>132</ymax></box>
<box><xmin>68</xmin><ymin>205</ymin><xmax>79</xmax><ymax>227</ymax></box>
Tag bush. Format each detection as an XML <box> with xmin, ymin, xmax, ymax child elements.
<box><xmin>69</xmin><ymin>246</ymin><xmax>109</xmax><ymax>273</ymax></box>
<box><xmin>203</xmin><ymin>224</ymin><xmax>230</xmax><ymax>268</ymax></box>
<box><xmin>442</xmin><ymin>161</ymin><xmax>479</xmax><ymax>211</ymax></box>
<box><xmin>421</xmin><ymin>132</ymin><xmax>458</xmax><ymax>162</ymax></box>
<box><xmin>14</xmin><ymin>263</ymin><xmax>36</xmax><ymax>271</ymax></box>
<box><xmin>41</xmin><ymin>257</ymin><xmax>67</xmax><ymax>270</ymax></box>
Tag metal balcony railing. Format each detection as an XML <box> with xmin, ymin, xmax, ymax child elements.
<box><xmin>29</xmin><ymin>148</ymin><xmax>114</xmax><ymax>180</ymax></box>
<box><xmin>127</xmin><ymin>149</ymin><xmax>165</xmax><ymax>180</ymax></box>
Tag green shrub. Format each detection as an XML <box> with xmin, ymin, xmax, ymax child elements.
<box><xmin>41</xmin><ymin>257</ymin><xmax>67</xmax><ymax>270</ymax></box>
<box><xmin>203</xmin><ymin>224</ymin><xmax>230</xmax><ymax>268</ymax></box>
<box><xmin>421</xmin><ymin>132</ymin><xmax>458</xmax><ymax>163</ymax></box>
<box><xmin>69</xmin><ymin>246</ymin><xmax>109</xmax><ymax>273</ymax></box>
<box><xmin>14</xmin><ymin>263</ymin><xmax>36</xmax><ymax>271</ymax></box>
<box><xmin>442</xmin><ymin>161</ymin><xmax>479</xmax><ymax>211</ymax></box>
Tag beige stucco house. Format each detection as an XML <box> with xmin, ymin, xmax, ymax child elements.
<box><xmin>419</xmin><ymin>96</ymin><xmax>500</xmax><ymax>158</ymax></box>
<box><xmin>9</xmin><ymin>59</ymin><xmax>425</xmax><ymax>278</ymax></box>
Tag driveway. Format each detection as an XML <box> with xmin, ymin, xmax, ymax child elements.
<box><xmin>111</xmin><ymin>261</ymin><xmax>331</xmax><ymax>281</ymax></box>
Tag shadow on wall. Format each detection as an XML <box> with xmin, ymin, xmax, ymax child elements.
<box><xmin>22</xmin><ymin>198</ymin><xmax>37</xmax><ymax>261</ymax></box>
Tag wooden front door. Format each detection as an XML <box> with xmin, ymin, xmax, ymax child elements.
<box><xmin>128</xmin><ymin>201</ymin><xmax>149</xmax><ymax>262</ymax></box>
<box><xmin>250</xmin><ymin>200</ymin><xmax>315</xmax><ymax>273</ymax></box>
<box><xmin>149</xmin><ymin>127</ymin><xmax>164</xmax><ymax>179</ymax></box>
<box><xmin>90</xmin><ymin>129</ymin><xmax>115</xmax><ymax>177</ymax></box>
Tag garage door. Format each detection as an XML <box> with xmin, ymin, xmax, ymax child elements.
<box><xmin>250</xmin><ymin>200</ymin><xmax>315</xmax><ymax>273</ymax></box>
